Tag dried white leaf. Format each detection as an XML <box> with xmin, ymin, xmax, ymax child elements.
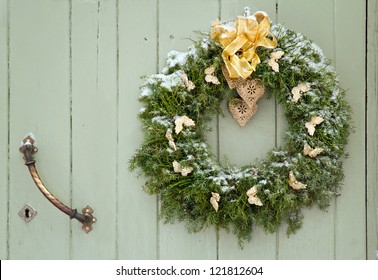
<box><xmin>291</xmin><ymin>88</ymin><xmax>301</xmax><ymax>103</ymax></box>
<box><xmin>165</xmin><ymin>130</ymin><xmax>177</xmax><ymax>151</ymax></box>
<box><xmin>270</xmin><ymin>50</ymin><xmax>284</xmax><ymax>60</ymax></box>
<box><xmin>268</xmin><ymin>59</ymin><xmax>279</xmax><ymax>72</ymax></box>
<box><xmin>305</xmin><ymin>122</ymin><xmax>316</xmax><ymax>136</ymax></box>
<box><xmin>175</xmin><ymin>115</ymin><xmax>195</xmax><ymax>134</ymax></box>
<box><xmin>291</xmin><ymin>83</ymin><xmax>311</xmax><ymax>103</ymax></box>
<box><xmin>288</xmin><ymin>171</ymin><xmax>307</xmax><ymax>190</ymax></box>
<box><xmin>303</xmin><ymin>144</ymin><xmax>324</xmax><ymax>158</ymax></box>
<box><xmin>210</xmin><ymin>197</ymin><xmax>219</xmax><ymax>212</ymax></box>
<box><xmin>181</xmin><ymin>72</ymin><xmax>189</xmax><ymax>83</ymax></box>
<box><xmin>172</xmin><ymin>160</ymin><xmax>193</xmax><ymax>176</ymax></box>
<box><xmin>205</xmin><ymin>66</ymin><xmax>216</xmax><ymax>75</ymax></box>
<box><xmin>181</xmin><ymin>72</ymin><xmax>195</xmax><ymax>91</ymax></box>
<box><xmin>246</xmin><ymin>186</ymin><xmax>263</xmax><ymax>206</ymax></box>
<box><xmin>211</xmin><ymin>192</ymin><xmax>220</xmax><ymax>202</ymax></box>
<box><xmin>165</xmin><ymin>130</ymin><xmax>174</xmax><ymax>142</ymax></box>
<box><xmin>205</xmin><ymin>74</ymin><xmax>220</xmax><ymax>85</ymax></box>
<box><xmin>303</xmin><ymin>144</ymin><xmax>313</xmax><ymax>155</ymax></box>
<box><xmin>248</xmin><ymin>196</ymin><xmax>263</xmax><ymax>206</ymax></box>
<box><xmin>172</xmin><ymin>160</ymin><xmax>181</xmax><ymax>173</ymax></box>
<box><xmin>311</xmin><ymin>116</ymin><xmax>324</xmax><ymax>125</ymax></box>
<box><xmin>268</xmin><ymin>51</ymin><xmax>284</xmax><ymax>72</ymax></box>
<box><xmin>246</xmin><ymin>185</ymin><xmax>258</xmax><ymax>197</ymax></box>
<box><xmin>309</xmin><ymin>147</ymin><xmax>324</xmax><ymax>158</ymax></box>
<box><xmin>305</xmin><ymin>116</ymin><xmax>324</xmax><ymax>136</ymax></box>
<box><xmin>210</xmin><ymin>192</ymin><xmax>220</xmax><ymax>212</ymax></box>
<box><xmin>204</xmin><ymin>66</ymin><xmax>220</xmax><ymax>85</ymax></box>
<box><xmin>180</xmin><ymin>167</ymin><xmax>193</xmax><ymax>176</ymax></box>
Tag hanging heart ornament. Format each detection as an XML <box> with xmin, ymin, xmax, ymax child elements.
<box><xmin>223</xmin><ymin>66</ymin><xmax>266</xmax><ymax>127</ymax></box>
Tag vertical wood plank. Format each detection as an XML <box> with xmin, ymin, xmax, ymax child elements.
<box><xmin>367</xmin><ymin>0</ymin><xmax>378</xmax><ymax>260</ymax></box>
<box><xmin>277</xmin><ymin>0</ymin><xmax>336</xmax><ymax>259</ymax></box>
<box><xmin>334</xmin><ymin>0</ymin><xmax>366</xmax><ymax>260</ymax></box>
<box><xmin>117</xmin><ymin>0</ymin><xmax>158</xmax><ymax>259</ymax></box>
<box><xmin>218</xmin><ymin>0</ymin><xmax>277</xmax><ymax>260</ymax></box>
<box><xmin>277</xmin><ymin>0</ymin><xmax>335</xmax><ymax>58</ymax></box>
<box><xmin>158</xmin><ymin>0</ymin><xmax>219</xmax><ymax>259</ymax></box>
<box><xmin>8</xmin><ymin>0</ymin><xmax>71</xmax><ymax>259</ymax></box>
<box><xmin>221</xmin><ymin>0</ymin><xmax>277</xmax><ymax>22</ymax></box>
<box><xmin>71</xmin><ymin>0</ymin><xmax>117</xmax><ymax>259</ymax></box>
<box><xmin>0</xmin><ymin>0</ymin><xmax>9</xmax><ymax>260</ymax></box>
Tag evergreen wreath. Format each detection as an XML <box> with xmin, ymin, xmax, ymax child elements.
<box><xmin>130</xmin><ymin>10</ymin><xmax>351</xmax><ymax>245</ymax></box>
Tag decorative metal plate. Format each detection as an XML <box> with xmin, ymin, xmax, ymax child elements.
<box><xmin>82</xmin><ymin>205</ymin><xmax>96</xmax><ymax>233</ymax></box>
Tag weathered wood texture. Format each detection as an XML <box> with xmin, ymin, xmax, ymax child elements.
<box><xmin>7</xmin><ymin>0</ymin><xmax>71</xmax><ymax>259</ymax></box>
<box><xmin>277</xmin><ymin>0</ymin><xmax>337</xmax><ymax>260</ymax></box>
<box><xmin>0</xmin><ymin>0</ymin><xmax>9</xmax><ymax>260</ymax></box>
<box><xmin>0</xmin><ymin>0</ymin><xmax>376</xmax><ymax>259</ymax></box>
<box><xmin>334</xmin><ymin>0</ymin><xmax>366</xmax><ymax>259</ymax></box>
<box><xmin>71</xmin><ymin>0</ymin><xmax>118</xmax><ymax>259</ymax></box>
<box><xmin>367</xmin><ymin>0</ymin><xmax>378</xmax><ymax>260</ymax></box>
<box><xmin>118</xmin><ymin>0</ymin><xmax>159</xmax><ymax>260</ymax></box>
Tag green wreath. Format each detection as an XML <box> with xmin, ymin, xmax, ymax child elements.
<box><xmin>130</xmin><ymin>11</ymin><xmax>351</xmax><ymax>245</ymax></box>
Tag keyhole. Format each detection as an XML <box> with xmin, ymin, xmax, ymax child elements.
<box><xmin>18</xmin><ymin>204</ymin><xmax>37</xmax><ymax>223</ymax></box>
<box><xmin>24</xmin><ymin>208</ymin><xmax>30</xmax><ymax>218</ymax></box>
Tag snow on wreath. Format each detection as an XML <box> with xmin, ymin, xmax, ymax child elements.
<box><xmin>130</xmin><ymin>7</ymin><xmax>351</xmax><ymax>246</ymax></box>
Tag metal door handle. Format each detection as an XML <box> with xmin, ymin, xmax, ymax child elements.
<box><xmin>19</xmin><ymin>135</ymin><xmax>96</xmax><ymax>233</ymax></box>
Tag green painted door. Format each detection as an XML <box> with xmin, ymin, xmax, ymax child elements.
<box><xmin>0</xmin><ymin>0</ymin><xmax>377</xmax><ymax>260</ymax></box>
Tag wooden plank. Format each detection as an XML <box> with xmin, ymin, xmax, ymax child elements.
<box><xmin>71</xmin><ymin>0</ymin><xmax>117</xmax><ymax>259</ymax></box>
<box><xmin>218</xmin><ymin>0</ymin><xmax>277</xmax><ymax>260</ymax></box>
<box><xmin>158</xmin><ymin>0</ymin><xmax>219</xmax><ymax>260</ymax></box>
<box><xmin>334</xmin><ymin>0</ymin><xmax>366</xmax><ymax>259</ymax></box>
<box><xmin>221</xmin><ymin>0</ymin><xmax>277</xmax><ymax>22</ymax></box>
<box><xmin>117</xmin><ymin>0</ymin><xmax>159</xmax><ymax>259</ymax></box>
<box><xmin>277</xmin><ymin>0</ymin><xmax>336</xmax><ymax>259</ymax></box>
<box><xmin>366</xmin><ymin>0</ymin><xmax>377</xmax><ymax>260</ymax></box>
<box><xmin>8</xmin><ymin>0</ymin><xmax>70</xmax><ymax>259</ymax></box>
<box><xmin>277</xmin><ymin>0</ymin><xmax>335</xmax><ymax>59</ymax></box>
<box><xmin>0</xmin><ymin>0</ymin><xmax>9</xmax><ymax>260</ymax></box>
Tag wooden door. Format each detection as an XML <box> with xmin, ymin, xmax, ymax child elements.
<box><xmin>0</xmin><ymin>0</ymin><xmax>376</xmax><ymax>260</ymax></box>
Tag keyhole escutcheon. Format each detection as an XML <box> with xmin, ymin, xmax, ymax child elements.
<box><xmin>18</xmin><ymin>204</ymin><xmax>37</xmax><ymax>223</ymax></box>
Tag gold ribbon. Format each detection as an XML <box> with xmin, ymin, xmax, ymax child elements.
<box><xmin>211</xmin><ymin>12</ymin><xmax>277</xmax><ymax>79</ymax></box>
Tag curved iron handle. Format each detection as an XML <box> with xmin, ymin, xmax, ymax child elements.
<box><xmin>19</xmin><ymin>135</ymin><xmax>96</xmax><ymax>233</ymax></box>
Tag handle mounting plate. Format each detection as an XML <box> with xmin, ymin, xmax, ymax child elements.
<box><xmin>82</xmin><ymin>205</ymin><xmax>96</xmax><ymax>233</ymax></box>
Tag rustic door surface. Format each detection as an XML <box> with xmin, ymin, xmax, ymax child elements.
<box><xmin>0</xmin><ymin>0</ymin><xmax>377</xmax><ymax>259</ymax></box>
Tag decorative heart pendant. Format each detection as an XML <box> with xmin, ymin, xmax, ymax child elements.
<box><xmin>222</xmin><ymin>66</ymin><xmax>266</xmax><ymax>126</ymax></box>
<box><xmin>227</xmin><ymin>98</ymin><xmax>258</xmax><ymax>127</ymax></box>
<box><xmin>236</xmin><ymin>79</ymin><xmax>265</xmax><ymax>108</ymax></box>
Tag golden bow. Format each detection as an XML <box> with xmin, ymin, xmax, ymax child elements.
<box><xmin>211</xmin><ymin>12</ymin><xmax>277</xmax><ymax>79</ymax></box>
